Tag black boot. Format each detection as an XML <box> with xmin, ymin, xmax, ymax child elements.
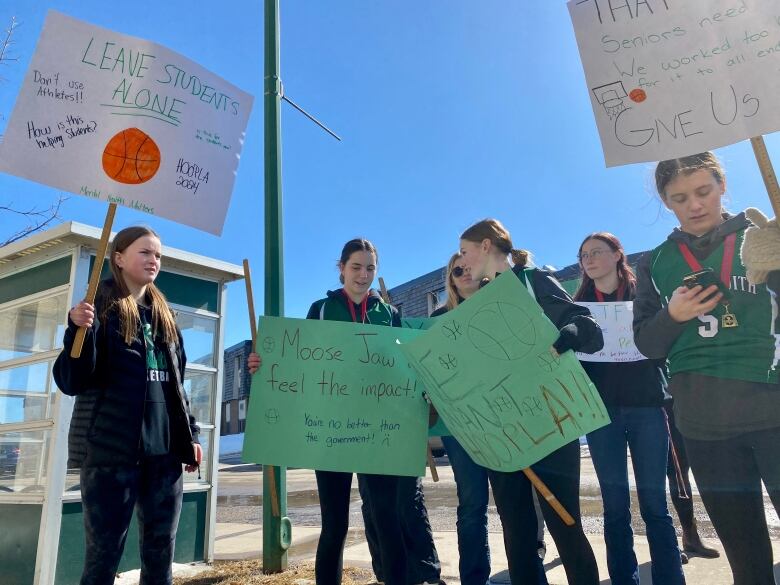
<box><xmin>682</xmin><ymin>519</ymin><xmax>720</xmax><ymax>558</ymax></box>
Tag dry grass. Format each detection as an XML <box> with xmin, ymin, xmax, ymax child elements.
<box><xmin>173</xmin><ymin>560</ymin><xmax>373</xmax><ymax>585</ymax></box>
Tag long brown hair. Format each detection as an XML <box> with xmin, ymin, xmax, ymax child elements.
<box><xmin>97</xmin><ymin>226</ymin><xmax>178</xmax><ymax>346</ymax></box>
<box><xmin>573</xmin><ymin>232</ymin><xmax>636</xmax><ymax>301</ymax></box>
<box><xmin>460</xmin><ymin>219</ymin><xmax>531</xmax><ymax>267</ymax></box>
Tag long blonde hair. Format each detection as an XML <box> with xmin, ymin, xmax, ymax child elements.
<box><xmin>97</xmin><ymin>226</ymin><xmax>178</xmax><ymax>346</ymax></box>
<box><xmin>444</xmin><ymin>253</ymin><xmax>465</xmax><ymax>311</ymax></box>
<box><xmin>460</xmin><ymin>218</ymin><xmax>532</xmax><ymax>267</ymax></box>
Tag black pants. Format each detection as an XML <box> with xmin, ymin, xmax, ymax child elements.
<box><xmin>79</xmin><ymin>455</ymin><xmax>183</xmax><ymax>585</ymax></box>
<box><xmin>315</xmin><ymin>470</ymin><xmax>406</xmax><ymax>585</ymax></box>
<box><xmin>360</xmin><ymin>474</ymin><xmax>440</xmax><ymax>584</ymax></box>
<box><xmin>665</xmin><ymin>402</ymin><xmax>696</xmax><ymax>531</ymax></box>
<box><xmin>685</xmin><ymin>427</ymin><xmax>780</xmax><ymax>585</ymax></box>
<box><xmin>487</xmin><ymin>439</ymin><xmax>599</xmax><ymax>585</ymax></box>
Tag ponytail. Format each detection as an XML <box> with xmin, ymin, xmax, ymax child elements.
<box><xmin>510</xmin><ymin>249</ymin><xmax>531</xmax><ymax>268</ymax></box>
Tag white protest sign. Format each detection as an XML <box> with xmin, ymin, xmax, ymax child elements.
<box><xmin>576</xmin><ymin>301</ymin><xmax>647</xmax><ymax>362</ymax></box>
<box><xmin>567</xmin><ymin>0</ymin><xmax>780</xmax><ymax>167</ymax></box>
<box><xmin>0</xmin><ymin>11</ymin><xmax>253</xmax><ymax>235</ymax></box>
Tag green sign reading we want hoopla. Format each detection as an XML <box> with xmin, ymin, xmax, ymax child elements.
<box><xmin>242</xmin><ymin>316</ymin><xmax>430</xmax><ymax>476</ymax></box>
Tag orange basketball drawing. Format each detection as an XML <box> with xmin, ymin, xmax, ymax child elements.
<box><xmin>102</xmin><ymin>128</ymin><xmax>161</xmax><ymax>184</ymax></box>
<box><xmin>629</xmin><ymin>88</ymin><xmax>647</xmax><ymax>103</ymax></box>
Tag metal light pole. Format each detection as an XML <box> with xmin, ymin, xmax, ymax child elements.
<box><xmin>263</xmin><ymin>0</ymin><xmax>289</xmax><ymax>572</ymax></box>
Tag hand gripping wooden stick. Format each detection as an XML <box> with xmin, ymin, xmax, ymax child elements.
<box><xmin>524</xmin><ymin>467</ymin><xmax>575</xmax><ymax>526</ymax></box>
<box><xmin>750</xmin><ymin>136</ymin><xmax>780</xmax><ymax>218</ymax></box>
<box><xmin>70</xmin><ymin>203</ymin><xmax>117</xmax><ymax>359</ymax></box>
<box><xmin>243</xmin><ymin>259</ymin><xmax>280</xmax><ymax>518</ymax></box>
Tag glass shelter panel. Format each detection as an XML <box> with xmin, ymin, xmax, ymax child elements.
<box><xmin>0</xmin><ymin>428</ymin><xmax>51</xmax><ymax>493</ymax></box>
<box><xmin>177</xmin><ymin>312</ymin><xmax>216</xmax><ymax>368</ymax></box>
<box><xmin>0</xmin><ymin>293</ymin><xmax>67</xmax><ymax>362</ymax></box>
<box><xmin>183</xmin><ymin>370</ymin><xmax>214</xmax><ymax>426</ymax></box>
<box><xmin>0</xmin><ymin>361</ymin><xmax>55</xmax><ymax>425</ymax></box>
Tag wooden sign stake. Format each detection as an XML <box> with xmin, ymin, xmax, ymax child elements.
<box><xmin>70</xmin><ymin>203</ymin><xmax>117</xmax><ymax>359</ymax></box>
<box><xmin>243</xmin><ymin>259</ymin><xmax>281</xmax><ymax>518</ymax></box>
<box><xmin>750</xmin><ymin>136</ymin><xmax>780</xmax><ymax>217</ymax></box>
<box><xmin>525</xmin><ymin>467</ymin><xmax>575</xmax><ymax>526</ymax></box>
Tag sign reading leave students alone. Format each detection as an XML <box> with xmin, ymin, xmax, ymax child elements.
<box><xmin>0</xmin><ymin>10</ymin><xmax>253</xmax><ymax>234</ymax></box>
<box><xmin>568</xmin><ymin>0</ymin><xmax>780</xmax><ymax>166</ymax></box>
<box><xmin>242</xmin><ymin>316</ymin><xmax>430</xmax><ymax>477</ymax></box>
<box><xmin>576</xmin><ymin>301</ymin><xmax>647</xmax><ymax>362</ymax></box>
<box><xmin>401</xmin><ymin>272</ymin><xmax>610</xmax><ymax>472</ymax></box>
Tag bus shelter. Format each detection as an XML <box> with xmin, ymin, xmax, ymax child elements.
<box><xmin>0</xmin><ymin>221</ymin><xmax>243</xmax><ymax>584</ymax></box>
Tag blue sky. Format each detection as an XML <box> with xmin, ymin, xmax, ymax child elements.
<box><xmin>1</xmin><ymin>1</ymin><xmax>779</xmax><ymax>348</ymax></box>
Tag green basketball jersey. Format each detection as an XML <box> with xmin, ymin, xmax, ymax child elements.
<box><xmin>650</xmin><ymin>228</ymin><xmax>779</xmax><ymax>384</ymax></box>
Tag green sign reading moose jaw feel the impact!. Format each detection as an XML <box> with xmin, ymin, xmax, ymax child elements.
<box><xmin>400</xmin><ymin>271</ymin><xmax>610</xmax><ymax>472</ymax></box>
<box><xmin>242</xmin><ymin>316</ymin><xmax>429</xmax><ymax>476</ymax></box>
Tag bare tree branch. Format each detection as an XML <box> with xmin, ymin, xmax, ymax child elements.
<box><xmin>0</xmin><ymin>16</ymin><xmax>19</xmax><ymax>82</ymax></box>
<box><xmin>0</xmin><ymin>194</ymin><xmax>69</xmax><ymax>247</ymax></box>
<box><xmin>0</xmin><ymin>16</ymin><xmax>64</xmax><ymax>249</ymax></box>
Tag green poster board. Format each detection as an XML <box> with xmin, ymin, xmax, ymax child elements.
<box><xmin>402</xmin><ymin>316</ymin><xmax>450</xmax><ymax>436</ymax></box>
<box><xmin>401</xmin><ymin>271</ymin><xmax>609</xmax><ymax>472</ymax></box>
<box><xmin>242</xmin><ymin>316</ymin><xmax>429</xmax><ymax>476</ymax></box>
<box><xmin>401</xmin><ymin>317</ymin><xmax>436</xmax><ymax>330</ymax></box>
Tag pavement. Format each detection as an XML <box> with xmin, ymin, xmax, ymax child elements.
<box><xmin>209</xmin><ymin>455</ymin><xmax>780</xmax><ymax>584</ymax></box>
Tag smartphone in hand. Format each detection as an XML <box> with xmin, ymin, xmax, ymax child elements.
<box><xmin>682</xmin><ymin>268</ymin><xmax>731</xmax><ymax>301</ymax></box>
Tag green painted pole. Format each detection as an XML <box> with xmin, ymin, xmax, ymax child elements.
<box><xmin>263</xmin><ymin>0</ymin><xmax>290</xmax><ymax>572</ymax></box>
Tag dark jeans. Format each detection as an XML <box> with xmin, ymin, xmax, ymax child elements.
<box><xmin>360</xmin><ymin>474</ymin><xmax>440</xmax><ymax>584</ymax></box>
<box><xmin>487</xmin><ymin>439</ymin><xmax>599</xmax><ymax>585</ymax></box>
<box><xmin>315</xmin><ymin>470</ymin><xmax>406</xmax><ymax>585</ymax></box>
<box><xmin>664</xmin><ymin>402</ymin><xmax>696</xmax><ymax>531</ymax></box>
<box><xmin>587</xmin><ymin>406</ymin><xmax>685</xmax><ymax>585</ymax></box>
<box><xmin>685</xmin><ymin>427</ymin><xmax>780</xmax><ymax>585</ymax></box>
<box><xmin>441</xmin><ymin>435</ymin><xmax>491</xmax><ymax>585</ymax></box>
<box><xmin>79</xmin><ymin>455</ymin><xmax>183</xmax><ymax>585</ymax></box>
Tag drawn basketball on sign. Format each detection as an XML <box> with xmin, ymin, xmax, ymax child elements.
<box><xmin>467</xmin><ymin>301</ymin><xmax>536</xmax><ymax>360</ymax></box>
<box><xmin>102</xmin><ymin>128</ymin><xmax>161</xmax><ymax>184</ymax></box>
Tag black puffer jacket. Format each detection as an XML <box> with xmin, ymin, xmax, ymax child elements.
<box><xmin>54</xmin><ymin>283</ymin><xmax>200</xmax><ymax>468</ymax></box>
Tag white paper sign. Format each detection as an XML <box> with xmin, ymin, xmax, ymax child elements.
<box><xmin>576</xmin><ymin>301</ymin><xmax>647</xmax><ymax>362</ymax></box>
<box><xmin>568</xmin><ymin>0</ymin><xmax>780</xmax><ymax>167</ymax></box>
<box><xmin>0</xmin><ymin>11</ymin><xmax>253</xmax><ymax>235</ymax></box>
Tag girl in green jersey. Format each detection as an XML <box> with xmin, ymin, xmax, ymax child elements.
<box><xmin>633</xmin><ymin>152</ymin><xmax>780</xmax><ymax>585</ymax></box>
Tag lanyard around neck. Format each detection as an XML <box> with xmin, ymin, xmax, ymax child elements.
<box><xmin>676</xmin><ymin>232</ymin><xmax>736</xmax><ymax>288</ymax></box>
<box><xmin>342</xmin><ymin>289</ymin><xmax>368</xmax><ymax>323</ymax></box>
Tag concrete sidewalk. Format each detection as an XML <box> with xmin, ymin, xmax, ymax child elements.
<box><xmin>212</xmin><ymin>459</ymin><xmax>780</xmax><ymax>584</ymax></box>
<box><xmin>213</xmin><ymin>516</ymin><xmax>780</xmax><ymax>584</ymax></box>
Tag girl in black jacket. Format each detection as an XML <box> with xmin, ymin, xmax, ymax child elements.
<box><xmin>458</xmin><ymin>218</ymin><xmax>603</xmax><ymax>585</ymax></box>
<box><xmin>54</xmin><ymin>226</ymin><xmax>201</xmax><ymax>585</ymax></box>
<box><xmin>574</xmin><ymin>232</ymin><xmax>685</xmax><ymax>585</ymax></box>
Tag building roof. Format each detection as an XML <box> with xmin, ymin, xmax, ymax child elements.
<box><xmin>0</xmin><ymin>221</ymin><xmax>245</xmax><ymax>281</ymax></box>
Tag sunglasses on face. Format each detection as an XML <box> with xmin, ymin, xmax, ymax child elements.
<box><xmin>452</xmin><ymin>266</ymin><xmax>465</xmax><ymax>277</ymax></box>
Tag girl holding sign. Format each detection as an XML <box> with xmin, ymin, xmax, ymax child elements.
<box><xmin>574</xmin><ymin>232</ymin><xmax>685</xmax><ymax>585</ymax></box>
<box><xmin>634</xmin><ymin>152</ymin><xmax>780</xmax><ymax>585</ymax></box>
<box><xmin>458</xmin><ymin>219</ymin><xmax>602</xmax><ymax>585</ymax></box>
<box><xmin>53</xmin><ymin>226</ymin><xmax>202</xmax><ymax>585</ymax></box>
<box><xmin>306</xmin><ymin>238</ymin><xmax>408</xmax><ymax>585</ymax></box>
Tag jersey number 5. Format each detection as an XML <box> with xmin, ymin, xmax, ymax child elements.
<box><xmin>697</xmin><ymin>315</ymin><xmax>718</xmax><ymax>338</ymax></box>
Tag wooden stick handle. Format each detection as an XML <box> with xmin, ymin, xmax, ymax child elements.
<box><xmin>426</xmin><ymin>444</ymin><xmax>439</xmax><ymax>482</ymax></box>
<box><xmin>523</xmin><ymin>467</ymin><xmax>575</xmax><ymax>526</ymax></box>
<box><xmin>750</xmin><ymin>136</ymin><xmax>780</xmax><ymax>218</ymax></box>
<box><xmin>378</xmin><ymin>277</ymin><xmax>391</xmax><ymax>303</ymax></box>
<box><xmin>70</xmin><ymin>203</ymin><xmax>117</xmax><ymax>359</ymax></box>
<box><xmin>243</xmin><ymin>259</ymin><xmax>280</xmax><ymax>517</ymax></box>
<box><xmin>242</xmin><ymin>259</ymin><xmax>258</xmax><ymax>352</ymax></box>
